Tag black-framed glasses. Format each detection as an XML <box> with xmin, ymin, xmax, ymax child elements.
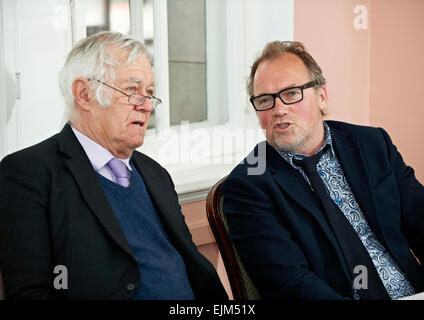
<box><xmin>88</xmin><ymin>78</ymin><xmax>162</xmax><ymax>109</ymax></box>
<box><xmin>250</xmin><ymin>80</ymin><xmax>318</xmax><ymax>111</ymax></box>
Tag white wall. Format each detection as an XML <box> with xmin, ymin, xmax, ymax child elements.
<box><xmin>0</xmin><ymin>0</ymin><xmax>72</xmax><ymax>157</ymax></box>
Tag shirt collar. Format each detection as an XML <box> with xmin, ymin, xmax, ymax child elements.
<box><xmin>275</xmin><ymin>121</ymin><xmax>335</xmax><ymax>168</ymax></box>
<box><xmin>71</xmin><ymin>126</ymin><xmax>132</xmax><ymax>172</ymax></box>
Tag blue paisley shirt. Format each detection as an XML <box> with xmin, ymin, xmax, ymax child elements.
<box><xmin>275</xmin><ymin>121</ymin><xmax>415</xmax><ymax>299</ymax></box>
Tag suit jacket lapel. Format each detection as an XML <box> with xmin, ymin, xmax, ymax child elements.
<box><xmin>269</xmin><ymin>150</ymin><xmax>324</xmax><ymax>223</ymax></box>
<box><xmin>267</xmin><ymin>143</ymin><xmax>332</xmax><ymax>231</ymax></box>
<box><xmin>330</xmin><ymin>126</ymin><xmax>386</xmax><ymax>245</ymax></box>
<box><xmin>267</xmin><ymin>143</ymin><xmax>351</xmax><ymax>278</ymax></box>
<box><xmin>130</xmin><ymin>153</ymin><xmax>183</xmax><ymax>241</ymax></box>
<box><xmin>57</xmin><ymin>124</ymin><xmax>134</xmax><ymax>258</ymax></box>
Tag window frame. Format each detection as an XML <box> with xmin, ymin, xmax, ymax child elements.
<box><xmin>142</xmin><ymin>0</ymin><xmax>294</xmax><ymax>201</ymax></box>
<box><xmin>0</xmin><ymin>0</ymin><xmax>293</xmax><ymax>200</ymax></box>
<box><xmin>0</xmin><ymin>0</ymin><xmax>294</xmax><ymax>202</ymax></box>
<box><xmin>71</xmin><ymin>0</ymin><xmax>295</xmax><ymax>201</ymax></box>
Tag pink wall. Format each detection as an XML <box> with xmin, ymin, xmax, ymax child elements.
<box><xmin>180</xmin><ymin>200</ymin><xmax>233</xmax><ymax>299</ymax></box>
<box><xmin>369</xmin><ymin>0</ymin><xmax>424</xmax><ymax>182</ymax></box>
<box><xmin>294</xmin><ymin>0</ymin><xmax>371</xmax><ymax>125</ymax></box>
<box><xmin>294</xmin><ymin>0</ymin><xmax>424</xmax><ymax>182</ymax></box>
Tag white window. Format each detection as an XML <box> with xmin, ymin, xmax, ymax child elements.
<box><xmin>142</xmin><ymin>0</ymin><xmax>294</xmax><ymax>201</ymax></box>
<box><xmin>0</xmin><ymin>0</ymin><xmax>293</xmax><ymax>201</ymax></box>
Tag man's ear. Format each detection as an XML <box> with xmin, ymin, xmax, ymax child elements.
<box><xmin>72</xmin><ymin>78</ymin><xmax>93</xmax><ymax>111</ymax></box>
<box><xmin>318</xmin><ymin>84</ymin><xmax>328</xmax><ymax>114</ymax></box>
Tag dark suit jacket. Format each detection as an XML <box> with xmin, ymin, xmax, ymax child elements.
<box><xmin>0</xmin><ymin>124</ymin><xmax>228</xmax><ymax>300</ymax></box>
<box><xmin>222</xmin><ymin>120</ymin><xmax>424</xmax><ymax>300</ymax></box>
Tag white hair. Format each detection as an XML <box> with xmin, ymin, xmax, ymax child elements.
<box><xmin>58</xmin><ymin>31</ymin><xmax>151</xmax><ymax>120</ymax></box>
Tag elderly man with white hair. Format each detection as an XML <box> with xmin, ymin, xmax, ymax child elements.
<box><xmin>0</xmin><ymin>31</ymin><xmax>227</xmax><ymax>300</ymax></box>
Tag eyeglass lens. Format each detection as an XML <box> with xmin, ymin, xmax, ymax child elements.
<box><xmin>128</xmin><ymin>94</ymin><xmax>160</xmax><ymax>108</ymax></box>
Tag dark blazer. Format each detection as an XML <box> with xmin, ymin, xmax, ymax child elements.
<box><xmin>0</xmin><ymin>124</ymin><xmax>228</xmax><ymax>300</ymax></box>
<box><xmin>222</xmin><ymin>120</ymin><xmax>424</xmax><ymax>300</ymax></box>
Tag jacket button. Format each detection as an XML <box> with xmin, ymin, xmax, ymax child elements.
<box><xmin>126</xmin><ymin>283</ymin><xmax>136</xmax><ymax>291</ymax></box>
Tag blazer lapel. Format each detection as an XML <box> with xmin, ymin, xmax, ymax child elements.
<box><xmin>130</xmin><ymin>153</ymin><xmax>183</xmax><ymax>239</ymax></box>
<box><xmin>267</xmin><ymin>143</ymin><xmax>331</xmax><ymax>230</ymax></box>
<box><xmin>57</xmin><ymin>124</ymin><xmax>134</xmax><ymax>258</ymax></box>
<box><xmin>330</xmin><ymin>127</ymin><xmax>386</xmax><ymax>245</ymax></box>
<box><xmin>267</xmin><ymin>143</ymin><xmax>351</xmax><ymax>278</ymax></box>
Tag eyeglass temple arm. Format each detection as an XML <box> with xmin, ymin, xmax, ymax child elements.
<box><xmin>302</xmin><ymin>80</ymin><xmax>318</xmax><ymax>89</ymax></box>
<box><xmin>88</xmin><ymin>78</ymin><xmax>130</xmax><ymax>97</ymax></box>
<box><xmin>88</xmin><ymin>78</ymin><xmax>160</xmax><ymax>104</ymax></box>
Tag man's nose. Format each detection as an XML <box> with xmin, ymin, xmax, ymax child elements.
<box><xmin>134</xmin><ymin>99</ymin><xmax>154</xmax><ymax>112</ymax></box>
<box><xmin>272</xmin><ymin>96</ymin><xmax>289</xmax><ymax>116</ymax></box>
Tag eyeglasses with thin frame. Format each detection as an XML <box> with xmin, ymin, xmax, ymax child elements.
<box><xmin>88</xmin><ymin>78</ymin><xmax>162</xmax><ymax>109</ymax></box>
<box><xmin>250</xmin><ymin>80</ymin><xmax>318</xmax><ymax>111</ymax></box>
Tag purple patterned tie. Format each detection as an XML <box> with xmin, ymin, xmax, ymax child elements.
<box><xmin>107</xmin><ymin>158</ymin><xmax>130</xmax><ymax>187</ymax></box>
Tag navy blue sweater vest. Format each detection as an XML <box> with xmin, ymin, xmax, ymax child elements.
<box><xmin>98</xmin><ymin>162</ymin><xmax>194</xmax><ymax>299</ymax></box>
